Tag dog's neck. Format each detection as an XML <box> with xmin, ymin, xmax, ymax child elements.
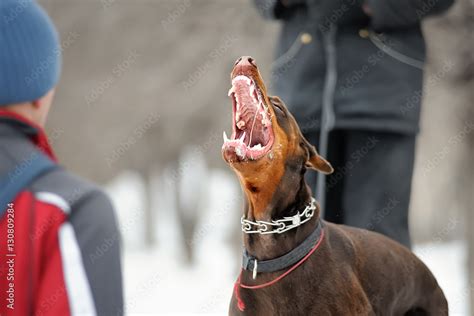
<box><xmin>242</xmin><ymin>175</ymin><xmax>320</xmax><ymax>261</ymax></box>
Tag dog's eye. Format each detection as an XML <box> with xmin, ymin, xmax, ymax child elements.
<box><xmin>273</xmin><ymin>103</ymin><xmax>286</xmax><ymax>116</ymax></box>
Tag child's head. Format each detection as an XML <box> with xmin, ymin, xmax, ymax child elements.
<box><xmin>0</xmin><ymin>0</ymin><xmax>62</xmax><ymax>126</ymax></box>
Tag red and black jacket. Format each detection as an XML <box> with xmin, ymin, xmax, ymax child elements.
<box><xmin>0</xmin><ymin>111</ymin><xmax>123</xmax><ymax>315</ymax></box>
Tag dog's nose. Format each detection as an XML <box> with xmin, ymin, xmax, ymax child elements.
<box><xmin>234</xmin><ymin>56</ymin><xmax>257</xmax><ymax>68</ymax></box>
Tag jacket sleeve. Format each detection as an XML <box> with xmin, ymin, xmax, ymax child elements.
<box><xmin>66</xmin><ymin>190</ymin><xmax>124</xmax><ymax>316</ymax></box>
<box><xmin>253</xmin><ymin>0</ymin><xmax>306</xmax><ymax>20</ymax></box>
<box><xmin>365</xmin><ymin>0</ymin><xmax>454</xmax><ymax>31</ymax></box>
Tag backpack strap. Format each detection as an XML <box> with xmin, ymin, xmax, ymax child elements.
<box><xmin>0</xmin><ymin>152</ymin><xmax>58</xmax><ymax>217</ymax></box>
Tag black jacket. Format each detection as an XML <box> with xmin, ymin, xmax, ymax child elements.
<box><xmin>254</xmin><ymin>0</ymin><xmax>454</xmax><ymax>134</ymax></box>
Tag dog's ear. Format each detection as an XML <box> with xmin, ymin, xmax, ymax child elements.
<box><xmin>302</xmin><ymin>137</ymin><xmax>333</xmax><ymax>174</ymax></box>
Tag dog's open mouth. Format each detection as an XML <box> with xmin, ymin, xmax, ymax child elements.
<box><xmin>223</xmin><ymin>75</ymin><xmax>274</xmax><ymax>161</ymax></box>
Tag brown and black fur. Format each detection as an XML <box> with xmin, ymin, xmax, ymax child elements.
<box><xmin>224</xmin><ymin>57</ymin><xmax>448</xmax><ymax>316</ymax></box>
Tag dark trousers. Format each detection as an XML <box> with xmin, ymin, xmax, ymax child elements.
<box><xmin>305</xmin><ymin>130</ymin><xmax>416</xmax><ymax>248</ymax></box>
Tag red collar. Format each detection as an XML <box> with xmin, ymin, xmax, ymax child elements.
<box><xmin>0</xmin><ymin>110</ymin><xmax>58</xmax><ymax>162</ymax></box>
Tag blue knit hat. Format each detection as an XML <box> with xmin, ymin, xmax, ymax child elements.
<box><xmin>0</xmin><ymin>0</ymin><xmax>61</xmax><ymax>106</ymax></box>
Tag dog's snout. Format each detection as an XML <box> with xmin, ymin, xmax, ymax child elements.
<box><xmin>235</xmin><ymin>56</ymin><xmax>257</xmax><ymax>68</ymax></box>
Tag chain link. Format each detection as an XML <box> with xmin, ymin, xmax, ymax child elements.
<box><xmin>241</xmin><ymin>198</ymin><xmax>317</xmax><ymax>234</ymax></box>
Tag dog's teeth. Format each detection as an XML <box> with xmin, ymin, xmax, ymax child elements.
<box><xmin>231</xmin><ymin>76</ymin><xmax>241</xmax><ymax>84</ymax></box>
<box><xmin>256</xmin><ymin>100</ymin><xmax>262</xmax><ymax>112</ymax></box>
<box><xmin>236</xmin><ymin>112</ymin><xmax>240</xmax><ymax>121</ymax></box>
<box><xmin>228</xmin><ymin>86</ymin><xmax>235</xmax><ymax>96</ymax></box>
<box><xmin>262</xmin><ymin>116</ymin><xmax>269</xmax><ymax>126</ymax></box>
<box><xmin>236</xmin><ymin>146</ymin><xmax>245</xmax><ymax>158</ymax></box>
<box><xmin>232</xmin><ymin>75</ymin><xmax>251</xmax><ymax>86</ymax></box>
<box><xmin>237</xmin><ymin>120</ymin><xmax>245</xmax><ymax>129</ymax></box>
<box><xmin>253</xmin><ymin>144</ymin><xmax>262</xmax><ymax>150</ymax></box>
<box><xmin>239</xmin><ymin>132</ymin><xmax>246</xmax><ymax>142</ymax></box>
<box><xmin>223</xmin><ymin>131</ymin><xmax>229</xmax><ymax>142</ymax></box>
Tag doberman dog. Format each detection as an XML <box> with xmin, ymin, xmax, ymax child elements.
<box><xmin>222</xmin><ymin>56</ymin><xmax>448</xmax><ymax>315</ymax></box>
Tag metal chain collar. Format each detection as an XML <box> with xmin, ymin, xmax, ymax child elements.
<box><xmin>241</xmin><ymin>198</ymin><xmax>317</xmax><ymax>234</ymax></box>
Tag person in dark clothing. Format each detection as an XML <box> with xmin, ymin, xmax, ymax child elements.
<box><xmin>253</xmin><ymin>0</ymin><xmax>454</xmax><ymax>247</ymax></box>
<box><xmin>0</xmin><ymin>0</ymin><xmax>123</xmax><ymax>314</ymax></box>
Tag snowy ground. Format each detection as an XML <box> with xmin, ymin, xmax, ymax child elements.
<box><xmin>414</xmin><ymin>241</ymin><xmax>469</xmax><ymax>316</ymax></box>
<box><xmin>107</xmin><ymin>170</ymin><xmax>470</xmax><ymax>315</ymax></box>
